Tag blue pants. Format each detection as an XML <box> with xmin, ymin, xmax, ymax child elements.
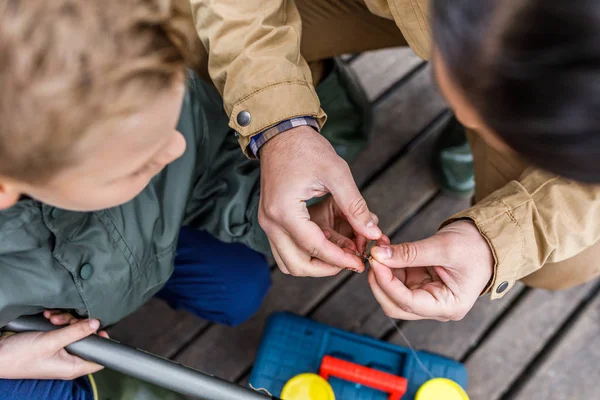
<box><xmin>0</xmin><ymin>228</ymin><xmax>271</xmax><ymax>400</ymax></box>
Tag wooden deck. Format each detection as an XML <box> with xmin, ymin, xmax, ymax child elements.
<box><xmin>108</xmin><ymin>49</ymin><xmax>600</xmax><ymax>400</ymax></box>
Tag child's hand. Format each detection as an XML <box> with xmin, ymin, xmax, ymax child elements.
<box><xmin>0</xmin><ymin>314</ymin><xmax>106</xmax><ymax>380</ymax></box>
<box><xmin>44</xmin><ymin>310</ymin><xmax>109</xmax><ymax>339</ymax></box>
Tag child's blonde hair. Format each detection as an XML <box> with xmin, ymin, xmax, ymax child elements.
<box><xmin>0</xmin><ymin>0</ymin><xmax>199</xmax><ymax>182</ymax></box>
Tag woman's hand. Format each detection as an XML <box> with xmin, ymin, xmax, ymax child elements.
<box><xmin>368</xmin><ymin>220</ymin><xmax>494</xmax><ymax>321</ymax></box>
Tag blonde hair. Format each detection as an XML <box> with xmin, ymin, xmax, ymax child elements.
<box><xmin>0</xmin><ymin>0</ymin><xmax>199</xmax><ymax>182</ymax></box>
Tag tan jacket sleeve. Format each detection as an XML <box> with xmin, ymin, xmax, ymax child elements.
<box><xmin>442</xmin><ymin>168</ymin><xmax>600</xmax><ymax>299</ymax></box>
<box><xmin>189</xmin><ymin>0</ymin><xmax>326</xmax><ymax>156</ymax></box>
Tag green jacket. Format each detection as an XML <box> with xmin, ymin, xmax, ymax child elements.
<box><xmin>0</xmin><ymin>73</ymin><xmax>269</xmax><ymax>328</ymax></box>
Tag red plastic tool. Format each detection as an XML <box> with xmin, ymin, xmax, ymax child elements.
<box><xmin>319</xmin><ymin>355</ymin><xmax>408</xmax><ymax>400</ymax></box>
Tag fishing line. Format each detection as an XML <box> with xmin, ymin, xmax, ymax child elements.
<box><xmin>386</xmin><ymin>316</ymin><xmax>435</xmax><ymax>379</ymax></box>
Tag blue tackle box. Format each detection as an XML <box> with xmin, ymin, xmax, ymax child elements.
<box><xmin>249</xmin><ymin>312</ymin><xmax>467</xmax><ymax>399</ymax></box>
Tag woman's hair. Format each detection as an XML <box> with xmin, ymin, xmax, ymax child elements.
<box><xmin>432</xmin><ymin>0</ymin><xmax>600</xmax><ymax>183</ymax></box>
<box><xmin>0</xmin><ymin>0</ymin><xmax>199</xmax><ymax>183</ymax></box>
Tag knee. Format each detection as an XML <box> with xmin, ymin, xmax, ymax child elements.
<box><xmin>220</xmin><ymin>258</ymin><xmax>271</xmax><ymax>326</ymax></box>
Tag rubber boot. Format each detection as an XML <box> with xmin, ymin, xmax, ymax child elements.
<box><xmin>432</xmin><ymin>116</ymin><xmax>475</xmax><ymax>197</ymax></box>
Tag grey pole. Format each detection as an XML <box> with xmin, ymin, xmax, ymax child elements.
<box><xmin>4</xmin><ymin>316</ymin><xmax>280</xmax><ymax>400</ymax></box>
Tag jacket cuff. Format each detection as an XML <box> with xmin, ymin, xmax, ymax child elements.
<box><xmin>441</xmin><ymin>181</ymin><xmax>535</xmax><ymax>299</ymax></box>
<box><xmin>229</xmin><ymin>81</ymin><xmax>327</xmax><ymax>158</ymax></box>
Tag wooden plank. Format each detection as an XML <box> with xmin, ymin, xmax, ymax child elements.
<box><xmin>360</xmin><ymin>129</ymin><xmax>442</xmax><ymax>235</ymax></box>
<box><xmin>174</xmin><ymin>271</ymin><xmax>347</xmax><ymax>381</ymax></box>
<box><xmin>311</xmin><ymin>194</ymin><xmax>469</xmax><ymax>335</ymax></box>
<box><xmin>464</xmin><ymin>281</ymin><xmax>598</xmax><ymax>400</ymax></box>
<box><xmin>107</xmin><ymin>298</ymin><xmax>208</xmax><ymax>358</ymax></box>
<box><xmin>351</xmin><ymin>65</ymin><xmax>449</xmax><ymax>187</ymax></box>
<box><xmin>350</xmin><ymin>48</ymin><xmax>423</xmax><ymax>101</ymax></box>
<box><xmin>513</xmin><ymin>288</ymin><xmax>600</xmax><ymax>400</ymax></box>
<box><xmin>174</xmin><ymin>118</ymin><xmax>445</xmax><ymax>381</ymax></box>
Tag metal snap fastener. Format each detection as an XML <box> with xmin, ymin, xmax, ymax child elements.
<box><xmin>236</xmin><ymin>110</ymin><xmax>252</xmax><ymax>127</ymax></box>
<box><xmin>79</xmin><ymin>263</ymin><xmax>94</xmax><ymax>280</ymax></box>
<box><xmin>51</xmin><ymin>208</ymin><xmax>64</xmax><ymax>219</ymax></box>
<box><xmin>496</xmin><ymin>281</ymin><xmax>509</xmax><ymax>293</ymax></box>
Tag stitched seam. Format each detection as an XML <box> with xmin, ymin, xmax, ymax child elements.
<box><xmin>390</xmin><ymin>0</ymin><xmax>424</xmax><ymax>56</ymax></box>
<box><xmin>470</xmin><ymin>205</ymin><xmax>518</xmax><ymax>226</ymax></box>
<box><xmin>471</xmin><ymin>204</ymin><xmax>526</xmax><ymax>276</ymax></box>
<box><xmin>502</xmin><ymin>201</ymin><xmax>525</xmax><ymax>279</ymax></box>
<box><xmin>410</xmin><ymin>0</ymin><xmax>427</xmax><ymax>35</ymax></box>
<box><xmin>529</xmin><ymin>176</ymin><xmax>560</xmax><ymax>197</ymax></box>
<box><xmin>95</xmin><ymin>211</ymin><xmax>140</xmax><ymax>278</ymax></box>
<box><xmin>497</xmin><ymin>177</ymin><xmax>560</xmax><ymax>213</ymax></box>
<box><xmin>154</xmin><ymin>240</ymin><xmax>178</xmax><ymax>260</ymax></box>
<box><xmin>52</xmin><ymin>253</ymin><xmax>93</xmax><ymax>318</ymax></box>
<box><xmin>473</xmin><ymin>221</ymin><xmax>499</xmax><ymax>292</ymax></box>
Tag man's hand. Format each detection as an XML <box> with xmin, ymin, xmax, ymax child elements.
<box><xmin>308</xmin><ymin>196</ymin><xmax>390</xmax><ymax>274</ymax></box>
<box><xmin>368</xmin><ymin>220</ymin><xmax>494</xmax><ymax>321</ymax></box>
<box><xmin>259</xmin><ymin>126</ymin><xmax>382</xmax><ymax>277</ymax></box>
<box><xmin>0</xmin><ymin>312</ymin><xmax>107</xmax><ymax>380</ymax></box>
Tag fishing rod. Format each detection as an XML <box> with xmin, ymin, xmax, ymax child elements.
<box><xmin>4</xmin><ymin>315</ymin><xmax>280</xmax><ymax>400</ymax></box>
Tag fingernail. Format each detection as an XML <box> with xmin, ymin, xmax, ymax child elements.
<box><xmin>377</xmin><ymin>245</ymin><xmax>392</xmax><ymax>259</ymax></box>
<box><xmin>367</xmin><ymin>219</ymin><xmax>376</xmax><ymax>228</ymax></box>
<box><xmin>89</xmin><ymin>319</ymin><xmax>100</xmax><ymax>330</ymax></box>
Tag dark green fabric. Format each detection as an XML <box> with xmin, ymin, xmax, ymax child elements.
<box><xmin>317</xmin><ymin>59</ymin><xmax>371</xmax><ymax>165</ymax></box>
<box><xmin>307</xmin><ymin>59</ymin><xmax>371</xmax><ymax>207</ymax></box>
<box><xmin>0</xmin><ymin>72</ymin><xmax>268</xmax><ymax>328</ymax></box>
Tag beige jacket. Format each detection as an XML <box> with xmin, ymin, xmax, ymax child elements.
<box><xmin>189</xmin><ymin>0</ymin><xmax>600</xmax><ymax>298</ymax></box>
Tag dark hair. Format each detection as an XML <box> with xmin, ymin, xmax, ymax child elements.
<box><xmin>432</xmin><ymin>0</ymin><xmax>600</xmax><ymax>183</ymax></box>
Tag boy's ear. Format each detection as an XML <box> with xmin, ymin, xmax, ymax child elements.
<box><xmin>0</xmin><ymin>180</ymin><xmax>22</xmax><ymax>210</ymax></box>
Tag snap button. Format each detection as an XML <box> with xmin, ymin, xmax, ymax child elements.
<box><xmin>79</xmin><ymin>264</ymin><xmax>94</xmax><ymax>280</ymax></box>
<box><xmin>51</xmin><ymin>208</ymin><xmax>64</xmax><ymax>219</ymax></box>
<box><xmin>496</xmin><ymin>281</ymin><xmax>509</xmax><ymax>293</ymax></box>
<box><xmin>236</xmin><ymin>110</ymin><xmax>252</xmax><ymax>127</ymax></box>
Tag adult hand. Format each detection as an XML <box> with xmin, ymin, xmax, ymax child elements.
<box><xmin>259</xmin><ymin>126</ymin><xmax>382</xmax><ymax>277</ymax></box>
<box><xmin>0</xmin><ymin>312</ymin><xmax>107</xmax><ymax>380</ymax></box>
<box><xmin>368</xmin><ymin>220</ymin><xmax>494</xmax><ymax>321</ymax></box>
<box><xmin>307</xmin><ymin>196</ymin><xmax>391</xmax><ymax>274</ymax></box>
